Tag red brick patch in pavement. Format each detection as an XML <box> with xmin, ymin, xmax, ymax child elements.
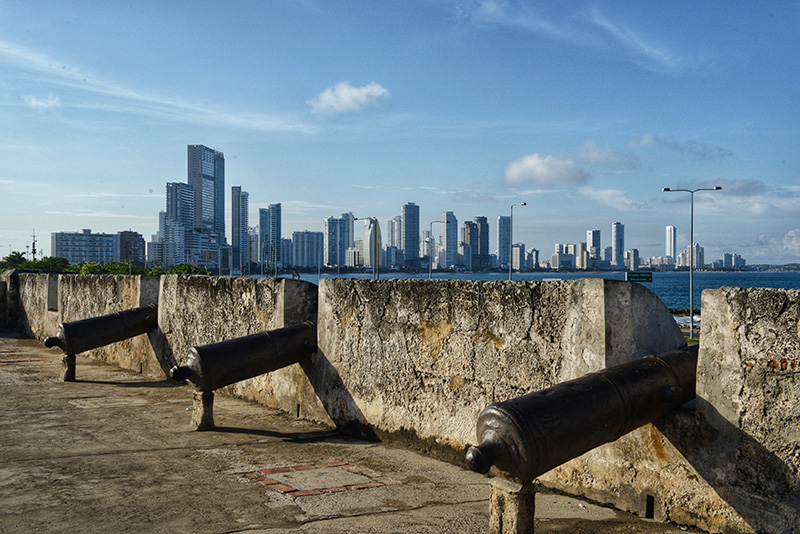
<box><xmin>240</xmin><ymin>461</ymin><xmax>402</xmax><ymax>498</ymax></box>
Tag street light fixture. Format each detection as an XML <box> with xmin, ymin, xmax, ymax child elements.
<box><xmin>662</xmin><ymin>186</ymin><xmax>722</xmax><ymax>339</ymax></box>
<box><xmin>509</xmin><ymin>202</ymin><xmax>527</xmax><ymax>281</ymax></box>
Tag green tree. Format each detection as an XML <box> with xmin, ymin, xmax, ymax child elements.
<box><xmin>2</xmin><ymin>251</ymin><xmax>26</xmax><ymax>269</ymax></box>
<box><xmin>32</xmin><ymin>256</ymin><xmax>75</xmax><ymax>272</ymax></box>
<box><xmin>78</xmin><ymin>262</ymin><xmax>104</xmax><ymax>274</ymax></box>
<box><xmin>165</xmin><ymin>263</ymin><xmax>211</xmax><ymax>276</ymax></box>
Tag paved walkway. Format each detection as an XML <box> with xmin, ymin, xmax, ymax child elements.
<box><xmin>0</xmin><ymin>329</ymin><xmax>698</xmax><ymax>533</ymax></box>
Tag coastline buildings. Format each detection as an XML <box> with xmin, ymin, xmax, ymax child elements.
<box><xmin>442</xmin><ymin>211</ymin><xmax>458</xmax><ymax>268</ymax></box>
<box><xmin>401</xmin><ymin>202</ymin><xmax>420</xmax><ymax>269</ymax></box>
<box><xmin>259</xmin><ymin>204</ymin><xmax>282</xmax><ymax>269</ymax></box>
<box><xmin>666</xmin><ymin>225</ymin><xmax>677</xmax><ymax>261</ymax></box>
<box><xmin>52</xmin><ymin>229</ymin><xmax>144</xmax><ymax>266</ymax></box>
<box><xmin>231</xmin><ymin>186</ymin><xmax>249</xmax><ymax>274</ymax></box>
<box><xmin>497</xmin><ymin>216</ymin><xmax>510</xmax><ymax>267</ymax></box>
<box><xmin>612</xmin><ymin>222</ymin><xmax>624</xmax><ymax>269</ymax></box>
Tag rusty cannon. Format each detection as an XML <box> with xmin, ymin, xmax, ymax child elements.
<box><xmin>466</xmin><ymin>345</ymin><xmax>697</xmax><ymax>482</ymax></box>
<box><xmin>169</xmin><ymin>321</ymin><xmax>317</xmax><ymax>430</ymax></box>
<box><xmin>44</xmin><ymin>305</ymin><xmax>158</xmax><ymax>382</ymax></box>
<box><xmin>465</xmin><ymin>346</ymin><xmax>697</xmax><ymax>532</ymax></box>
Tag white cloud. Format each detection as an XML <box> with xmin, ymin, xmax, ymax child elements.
<box><xmin>628</xmin><ymin>133</ymin><xmax>732</xmax><ymax>160</ymax></box>
<box><xmin>579</xmin><ymin>186</ymin><xmax>649</xmax><ymax>211</ymax></box>
<box><xmin>307</xmin><ymin>82</ymin><xmax>390</xmax><ymax>115</ymax></box>
<box><xmin>783</xmin><ymin>229</ymin><xmax>800</xmax><ymax>256</ymax></box>
<box><xmin>23</xmin><ymin>92</ymin><xmax>61</xmax><ymax>110</ymax></box>
<box><xmin>504</xmin><ymin>153</ymin><xmax>588</xmax><ymax>185</ymax></box>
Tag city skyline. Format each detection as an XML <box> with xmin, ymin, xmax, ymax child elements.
<box><xmin>1</xmin><ymin>2</ymin><xmax>798</xmax><ymax>264</ymax></box>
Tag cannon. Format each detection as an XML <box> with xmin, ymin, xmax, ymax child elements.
<box><xmin>169</xmin><ymin>321</ymin><xmax>317</xmax><ymax>429</ymax></box>
<box><xmin>465</xmin><ymin>345</ymin><xmax>698</xmax><ymax>483</ymax></box>
<box><xmin>44</xmin><ymin>305</ymin><xmax>158</xmax><ymax>382</ymax></box>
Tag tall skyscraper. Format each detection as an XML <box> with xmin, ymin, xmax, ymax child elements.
<box><xmin>442</xmin><ymin>211</ymin><xmax>458</xmax><ymax>268</ymax></box>
<box><xmin>497</xmin><ymin>216</ymin><xmax>511</xmax><ymax>267</ymax></box>
<box><xmin>401</xmin><ymin>202</ymin><xmax>420</xmax><ymax>268</ymax></box>
<box><xmin>363</xmin><ymin>218</ymin><xmax>382</xmax><ymax>268</ymax></box>
<box><xmin>323</xmin><ymin>216</ymin><xmax>347</xmax><ymax>267</ymax></box>
<box><xmin>258</xmin><ymin>204</ymin><xmax>282</xmax><ymax>268</ymax></box>
<box><xmin>473</xmin><ymin>216</ymin><xmax>490</xmax><ymax>270</ymax></box>
<box><xmin>187</xmin><ymin>145</ymin><xmax>225</xmax><ymax>240</ymax></box>
<box><xmin>666</xmin><ymin>225</ymin><xmax>677</xmax><ymax>260</ymax></box>
<box><xmin>268</xmin><ymin>203</ymin><xmax>281</xmax><ymax>267</ymax></box>
<box><xmin>612</xmin><ymin>222</ymin><xmax>624</xmax><ymax>269</ymax></box>
<box><xmin>231</xmin><ymin>186</ymin><xmax>249</xmax><ymax>273</ymax></box>
<box><xmin>341</xmin><ymin>212</ymin><xmax>355</xmax><ymax>249</ymax></box>
<box><xmin>387</xmin><ymin>215</ymin><xmax>402</xmax><ymax>248</ymax></box>
<box><xmin>586</xmin><ymin>229</ymin><xmax>601</xmax><ymax>259</ymax></box>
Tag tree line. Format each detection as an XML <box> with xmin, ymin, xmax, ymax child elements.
<box><xmin>0</xmin><ymin>252</ymin><xmax>210</xmax><ymax>276</ymax></box>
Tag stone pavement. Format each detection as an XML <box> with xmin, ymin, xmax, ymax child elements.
<box><xmin>0</xmin><ymin>329</ymin><xmax>699</xmax><ymax>533</ymax></box>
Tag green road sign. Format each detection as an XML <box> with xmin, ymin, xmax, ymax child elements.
<box><xmin>626</xmin><ymin>271</ymin><xmax>653</xmax><ymax>283</ymax></box>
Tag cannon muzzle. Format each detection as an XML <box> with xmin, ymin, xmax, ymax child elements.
<box><xmin>44</xmin><ymin>305</ymin><xmax>158</xmax><ymax>356</ymax></box>
<box><xmin>465</xmin><ymin>345</ymin><xmax>698</xmax><ymax>482</ymax></box>
<box><xmin>169</xmin><ymin>321</ymin><xmax>317</xmax><ymax>392</ymax></box>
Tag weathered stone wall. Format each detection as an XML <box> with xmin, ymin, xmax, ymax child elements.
<box><xmin>692</xmin><ymin>287</ymin><xmax>800</xmax><ymax>533</ymax></box>
<box><xmin>309</xmin><ymin>277</ymin><xmax>685</xmax><ymax>449</ymax></box>
<box><xmin>158</xmin><ymin>275</ymin><xmax>318</xmax><ymax>415</ymax></box>
<box><xmin>17</xmin><ymin>274</ymin><xmax>59</xmax><ymax>338</ymax></box>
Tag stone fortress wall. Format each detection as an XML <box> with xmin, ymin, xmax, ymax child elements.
<box><xmin>2</xmin><ymin>270</ymin><xmax>798</xmax><ymax>533</ymax></box>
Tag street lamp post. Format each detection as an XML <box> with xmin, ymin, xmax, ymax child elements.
<box><xmin>662</xmin><ymin>186</ymin><xmax>722</xmax><ymax>339</ymax></box>
<box><xmin>509</xmin><ymin>202</ymin><xmax>527</xmax><ymax>281</ymax></box>
<box><xmin>428</xmin><ymin>219</ymin><xmax>449</xmax><ymax>279</ymax></box>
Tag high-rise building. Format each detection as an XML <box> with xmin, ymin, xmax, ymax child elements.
<box><xmin>231</xmin><ymin>186</ymin><xmax>249</xmax><ymax>273</ymax></box>
<box><xmin>118</xmin><ymin>230</ymin><xmax>146</xmax><ymax>267</ymax></box>
<box><xmin>625</xmin><ymin>249</ymin><xmax>640</xmax><ymax>270</ymax></box>
<box><xmin>497</xmin><ymin>216</ymin><xmax>511</xmax><ymax>267</ymax></box>
<box><xmin>586</xmin><ymin>230</ymin><xmax>601</xmax><ymax>259</ymax></box>
<box><xmin>292</xmin><ymin>231</ymin><xmax>323</xmax><ymax>268</ymax></box>
<box><xmin>268</xmin><ymin>203</ymin><xmax>281</xmax><ymax>267</ymax></box>
<box><xmin>187</xmin><ymin>145</ymin><xmax>225</xmax><ymax>240</ymax></box>
<box><xmin>473</xmin><ymin>216</ymin><xmax>490</xmax><ymax>270</ymax></box>
<box><xmin>51</xmin><ymin>229</ymin><xmax>120</xmax><ymax>265</ymax></box>
<box><xmin>323</xmin><ymin>216</ymin><xmax>347</xmax><ymax>267</ymax></box>
<box><xmin>612</xmin><ymin>222</ymin><xmax>624</xmax><ymax>269</ymax></box>
<box><xmin>442</xmin><ymin>211</ymin><xmax>458</xmax><ymax>268</ymax></box>
<box><xmin>363</xmin><ymin>218</ymin><xmax>382</xmax><ymax>268</ymax></box>
<box><xmin>258</xmin><ymin>204</ymin><xmax>282</xmax><ymax>268</ymax></box>
<box><xmin>462</xmin><ymin>220</ymin><xmax>478</xmax><ymax>266</ymax></box>
<box><xmin>401</xmin><ymin>202</ymin><xmax>420</xmax><ymax>268</ymax></box>
<box><xmin>666</xmin><ymin>225</ymin><xmax>677</xmax><ymax>260</ymax></box>
<box><xmin>511</xmin><ymin>243</ymin><xmax>525</xmax><ymax>271</ymax></box>
<box><xmin>387</xmin><ymin>215</ymin><xmax>402</xmax><ymax>248</ymax></box>
<box><xmin>341</xmin><ymin>212</ymin><xmax>355</xmax><ymax>249</ymax></box>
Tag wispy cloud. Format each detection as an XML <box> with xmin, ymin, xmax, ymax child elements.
<box><xmin>307</xmin><ymin>81</ymin><xmax>391</xmax><ymax>115</ymax></box>
<box><xmin>504</xmin><ymin>153</ymin><xmax>589</xmax><ymax>185</ymax></box>
<box><xmin>23</xmin><ymin>92</ymin><xmax>61</xmax><ymax>110</ymax></box>
<box><xmin>577</xmin><ymin>139</ymin><xmax>638</xmax><ymax>169</ymax></box>
<box><xmin>45</xmin><ymin>210</ymin><xmax>152</xmax><ymax>219</ymax></box>
<box><xmin>628</xmin><ymin>134</ymin><xmax>732</xmax><ymax>160</ymax></box>
<box><xmin>579</xmin><ymin>186</ymin><xmax>650</xmax><ymax>211</ymax></box>
<box><xmin>467</xmin><ymin>2</ymin><xmax>689</xmax><ymax>74</ymax></box>
<box><xmin>0</xmin><ymin>39</ymin><xmax>313</xmax><ymax>134</ymax></box>
<box><xmin>783</xmin><ymin>229</ymin><xmax>800</xmax><ymax>256</ymax></box>
<box><xmin>587</xmin><ymin>8</ymin><xmax>683</xmax><ymax>73</ymax></box>
<box><xmin>66</xmin><ymin>192</ymin><xmax>162</xmax><ymax>199</ymax></box>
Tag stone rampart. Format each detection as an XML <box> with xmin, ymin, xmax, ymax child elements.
<box><xmin>3</xmin><ymin>270</ymin><xmax>798</xmax><ymax>533</ymax></box>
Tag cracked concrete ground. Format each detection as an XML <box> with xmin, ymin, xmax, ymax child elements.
<box><xmin>0</xmin><ymin>329</ymin><xmax>700</xmax><ymax>533</ymax></box>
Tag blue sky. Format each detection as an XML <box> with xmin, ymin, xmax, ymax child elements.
<box><xmin>1</xmin><ymin>1</ymin><xmax>798</xmax><ymax>264</ymax></box>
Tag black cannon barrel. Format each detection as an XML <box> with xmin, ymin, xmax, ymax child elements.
<box><xmin>169</xmin><ymin>321</ymin><xmax>317</xmax><ymax>392</ymax></box>
<box><xmin>44</xmin><ymin>305</ymin><xmax>158</xmax><ymax>355</ymax></box>
<box><xmin>465</xmin><ymin>345</ymin><xmax>698</xmax><ymax>482</ymax></box>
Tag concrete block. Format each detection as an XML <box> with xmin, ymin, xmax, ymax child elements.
<box><xmin>489</xmin><ymin>478</ymin><xmax>536</xmax><ymax>534</ymax></box>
